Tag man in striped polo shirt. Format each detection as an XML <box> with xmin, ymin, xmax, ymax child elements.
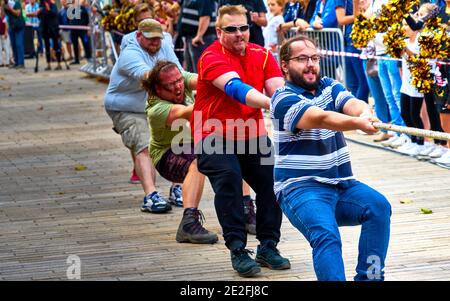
<box><xmin>271</xmin><ymin>35</ymin><xmax>391</xmax><ymax>281</ymax></box>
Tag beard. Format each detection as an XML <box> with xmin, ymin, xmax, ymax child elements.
<box><xmin>289</xmin><ymin>66</ymin><xmax>321</xmax><ymax>91</ymax></box>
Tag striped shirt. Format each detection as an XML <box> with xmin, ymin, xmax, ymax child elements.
<box><xmin>270</xmin><ymin>77</ymin><xmax>356</xmax><ymax>197</ymax></box>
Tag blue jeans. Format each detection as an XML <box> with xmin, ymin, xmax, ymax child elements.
<box><xmin>278</xmin><ymin>180</ymin><xmax>391</xmax><ymax>281</ymax></box>
<box><xmin>344</xmin><ymin>45</ymin><xmax>369</xmax><ymax>102</ymax></box>
<box><xmin>377</xmin><ymin>55</ymin><xmax>405</xmax><ymax>127</ymax></box>
<box><xmin>8</xmin><ymin>27</ymin><xmax>25</xmax><ymax>66</ymax></box>
<box><xmin>363</xmin><ymin>60</ymin><xmax>391</xmax><ymax>133</ymax></box>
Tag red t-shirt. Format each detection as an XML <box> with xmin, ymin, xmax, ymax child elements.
<box><xmin>191</xmin><ymin>40</ymin><xmax>282</xmax><ymax>144</ymax></box>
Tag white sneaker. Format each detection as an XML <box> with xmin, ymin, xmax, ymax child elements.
<box><xmin>390</xmin><ymin>134</ymin><xmax>411</xmax><ymax>148</ymax></box>
<box><xmin>416</xmin><ymin>144</ymin><xmax>436</xmax><ymax>160</ymax></box>
<box><xmin>381</xmin><ymin>136</ymin><xmax>399</xmax><ymax>147</ymax></box>
<box><xmin>434</xmin><ymin>149</ymin><xmax>450</xmax><ymax>164</ymax></box>
<box><xmin>403</xmin><ymin>144</ymin><xmax>426</xmax><ymax>156</ymax></box>
<box><xmin>397</xmin><ymin>142</ymin><xmax>417</xmax><ymax>154</ymax></box>
<box><xmin>428</xmin><ymin>146</ymin><xmax>447</xmax><ymax>158</ymax></box>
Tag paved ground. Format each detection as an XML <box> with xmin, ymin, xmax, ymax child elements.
<box><xmin>1</xmin><ymin>61</ymin><xmax>450</xmax><ymax>281</ymax></box>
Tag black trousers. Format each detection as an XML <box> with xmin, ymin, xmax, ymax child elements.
<box><xmin>196</xmin><ymin>136</ymin><xmax>282</xmax><ymax>250</ymax></box>
<box><xmin>70</xmin><ymin>29</ymin><xmax>91</xmax><ymax>62</ymax></box>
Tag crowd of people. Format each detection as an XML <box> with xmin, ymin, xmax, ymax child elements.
<box><xmin>0</xmin><ymin>0</ymin><xmax>91</xmax><ymax>70</ymax></box>
<box><xmin>3</xmin><ymin>0</ymin><xmax>449</xmax><ymax>280</ymax></box>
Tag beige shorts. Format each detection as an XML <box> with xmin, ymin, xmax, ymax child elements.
<box><xmin>60</xmin><ymin>30</ymin><xmax>71</xmax><ymax>43</ymax></box>
<box><xmin>107</xmin><ymin>110</ymin><xmax>150</xmax><ymax>156</ymax></box>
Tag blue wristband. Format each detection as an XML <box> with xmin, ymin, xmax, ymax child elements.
<box><xmin>224</xmin><ymin>77</ymin><xmax>253</xmax><ymax>105</ymax></box>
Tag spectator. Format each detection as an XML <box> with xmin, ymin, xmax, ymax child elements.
<box><xmin>177</xmin><ymin>0</ymin><xmax>217</xmax><ymax>73</ymax></box>
<box><xmin>58</xmin><ymin>0</ymin><xmax>73</xmax><ymax>62</ymax></box>
<box><xmin>143</xmin><ymin>60</ymin><xmax>219</xmax><ymax>244</ymax></box>
<box><xmin>272</xmin><ymin>35</ymin><xmax>391</xmax><ymax>281</ymax></box>
<box><xmin>263</xmin><ymin>0</ymin><xmax>285</xmax><ymax>53</ymax></box>
<box><xmin>104</xmin><ymin>19</ymin><xmax>182</xmax><ymax>213</ymax></box>
<box><xmin>0</xmin><ymin>1</ymin><xmax>12</xmax><ymax>67</ymax></box>
<box><xmin>278</xmin><ymin>0</ymin><xmax>316</xmax><ymax>33</ymax></box>
<box><xmin>38</xmin><ymin>0</ymin><xmax>62</xmax><ymax>71</ymax></box>
<box><xmin>25</xmin><ymin>0</ymin><xmax>43</xmax><ymax>55</ymax></box>
<box><xmin>4</xmin><ymin>0</ymin><xmax>25</xmax><ymax>68</ymax></box>
<box><xmin>192</xmin><ymin>5</ymin><xmax>290</xmax><ymax>277</ymax></box>
<box><xmin>68</xmin><ymin>0</ymin><xmax>91</xmax><ymax>65</ymax></box>
<box><xmin>335</xmin><ymin>0</ymin><xmax>370</xmax><ymax>102</ymax></box>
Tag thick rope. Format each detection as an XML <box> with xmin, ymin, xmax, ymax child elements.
<box><xmin>372</xmin><ymin>122</ymin><xmax>450</xmax><ymax>141</ymax></box>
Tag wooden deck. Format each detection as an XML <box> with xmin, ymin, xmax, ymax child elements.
<box><xmin>1</xmin><ymin>62</ymin><xmax>449</xmax><ymax>281</ymax></box>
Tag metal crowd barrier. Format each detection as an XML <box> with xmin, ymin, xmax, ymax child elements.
<box><xmin>285</xmin><ymin>27</ymin><xmax>346</xmax><ymax>87</ymax></box>
<box><xmin>79</xmin><ymin>11</ymin><xmax>114</xmax><ymax>79</ymax></box>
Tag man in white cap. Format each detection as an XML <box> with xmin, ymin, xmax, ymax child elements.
<box><xmin>104</xmin><ymin>19</ymin><xmax>184</xmax><ymax>213</ymax></box>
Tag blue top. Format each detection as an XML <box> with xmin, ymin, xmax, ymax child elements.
<box><xmin>104</xmin><ymin>32</ymin><xmax>182</xmax><ymax>113</ymax></box>
<box><xmin>309</xmin><ymin>0</ymin><xmax>338</xmax><ymax>28</ymax></box>
<box><xmin>270</xmin><ymin>78</ymin><xmax>356</xmax><ymax>197</ymax></box>
<box><xmin>335</xmin><ymin>0</ymin><xmax>353</xmax><ymax>46</ymax></box>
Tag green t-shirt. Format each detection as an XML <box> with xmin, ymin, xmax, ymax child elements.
<box><xmin>145</xmin><ymin>71</ymin><xmax>195</xmax><ymax>166</ymax></box>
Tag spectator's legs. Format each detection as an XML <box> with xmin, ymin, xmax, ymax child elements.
<box><xmin>81</xmin><ymin>31</ymin><xmax>91</xmax><ymax>59</ymax></box>
<box><xmin>8</xmin><ymin>28</ymin><xmax>18</xmax><ymax>66</ymax></box>
<box><xmin>424</xmin><ymin>93</ymin><xmax>446</xmax><ymax>145</ymax></box>
<box><xmin>378</xmin><ymin>58</ymin><xmax>404</xmax><ymax>127</ymax></box>
<box><xmin>70</xmin><ymin>31</ymin><xmax>80</xmax><ymax>63</ymax></box>
<box><xmin>35</xmin><ymin>27</ymin><xmax>43</xmax><ymax>54</ymax></box>
<box><xmin>0</xmin><ymin>35</ymin><xmax>6</xmax><ymax>66</ymax></box>
<box><xmin>344</xmin><ymin>45</ymin><xmax>369</xmax><ymax>102</ymax></box>
<box><xmin>15</xmin><ymin>28</ymin><xmax>24</xmax><ymax>66</ymax></box>
<box><xmin>43</xmin><ymin>34</ymin><xmax>51</xmax><ymax>65</ymax></box>
<box><xmin>363</xmin><ymin>59</ymin><xmax>392</xmax><ymax>140</ymax></box>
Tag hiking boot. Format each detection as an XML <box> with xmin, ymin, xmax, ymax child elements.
<box><xmin>176</xmin><ymin>208</ymin><xmax>218</xmax><ymax>244</ymax></box>
<box><xmin>230</xmin><ymin>248</ymin><xmax>261</xmax><ymax>277</ymax></box>
<box><xmin>129</xmin><ymin>169</ymin><xmax>140</xmax><ymax>184</ymax></box>
<box><xmin>169</xmin><ymin>184</ymin><xmax>183</xmax><ymax>207</ymax></box>
<box><xmin>255</xmin><ymin>240</ymin><xmax>291</xmax><ymax>270</ymax></box>
<box><xmin>141</xmin><ymin>191</ymin><xmax>172</xmax><ymax>213</ymax></box>
<box><xmin>243</xmin><ymin>196</ymin><xmax>256</xmax><ymax>235</ymax></box>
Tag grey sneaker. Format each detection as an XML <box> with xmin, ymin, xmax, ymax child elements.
<box><xmin>176</xmin><ymin>208</ymin><xmax>218</xmax><ymax>244</ymax></box>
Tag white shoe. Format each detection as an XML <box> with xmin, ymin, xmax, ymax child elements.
<box><xmin>416</xmin><ymin>144</ymin><xmax>436</xmax><ymax>159</ymax></box>
<box><xmin>403</xmin><ymin>144</ymin><xmax>426</xmax><ymax>156</ymax></box>
<box><xmin>390</xmin><ymin>134</ymin><xmax>411</xmax><ymax>148</ymax></box>
<box><xmin>434</xmin><ymin>149</ymin><xmax>450</xmax><ymax>164</ymax></box>
<box><xmin>397</xmin><ymin>142</ymin><xmax>417</xmax><ymax>154</ymax></box>
<box><xmin>428</xmin><ymin>146</ymin><xmax>447</xmax><ymax>158</ymax></box>
<box><xmin>381</xmin><ymin>136</ymin><xmax>399</xmax><ymax>147</ymax></box>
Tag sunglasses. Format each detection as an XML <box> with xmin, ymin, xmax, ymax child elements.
<box><xmin>221</xmin><ymin>24</ymin><xmax>250</xmax><ymax>33</ymax></box>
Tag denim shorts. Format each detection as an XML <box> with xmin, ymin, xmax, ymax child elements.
<box><xmin>155</xmin><ymin>147</ymin><xmax>196</xmax><ymax>183</ymax></box>
<box><xmin>107</xmin><ymin>110</ymin><xmax>150</xmax><ymax>156</ymax></box>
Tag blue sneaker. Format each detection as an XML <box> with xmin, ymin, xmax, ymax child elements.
<box><xmin>255</xmin><ymin>240</ymin><xmax>290</xmax><ymax>270</ymax></box>
<box><xmin>169</xmin><ymin>184</ymin><xmax>183</xmax><ymax>207</ymax></box>
<box><xmin>141</xmin><ymin>191</ymin><xmax>172</xmax><ymax>213</ymax></box>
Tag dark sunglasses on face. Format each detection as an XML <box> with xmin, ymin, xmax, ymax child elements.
<box><xmin>221</xmin><ymin>24</ymin><xmax>250</xmax><ymax>33</ymax></box>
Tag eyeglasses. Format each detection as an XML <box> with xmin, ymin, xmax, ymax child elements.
<box><xmin>160</xmin><ymin>76</ymin><xmax>184</xmax><ymax>91</ymax></box>
<box><xmin>287</xmin><ymin>54</ymin><xmax>321</xmax><ymax>64</ymax></box>
<box><xmin>221</xmin><ymin>25</ymin><xmax>250</xmax><ymax>33</ymax></box>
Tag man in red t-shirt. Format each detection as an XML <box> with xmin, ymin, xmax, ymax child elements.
<box><xmin>191</xmin><ymin>4</ymin><xmax>290</xmax><ymax>278</ymax></box>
